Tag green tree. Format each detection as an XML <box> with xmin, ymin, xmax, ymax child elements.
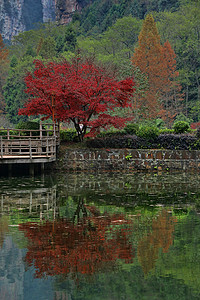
<box><xmin>38</xmin><ymin>36</ymin><xmax>57</xmax><ymax>59</ymax></box>
<box><xmin>156</xmin><ymin>1</ymin><xmax>200</xmax><ymax>121</ymax></box>
<box><xmin>3</xmin><ymin>56</ymin><xmax>34</xmax><ymax>124</ymax></box>
<box><xmin>0</xmin><ymin>34</ymin><xmax>9</xmax><ymax>114</ymax></box>
<box><xmin>55</xmin><ymin>26</ymin><xmax>77</xmax><ymax>53</ymax></box>
<box><xmin>78</xmin><ymin>16</ymin><xmax>142</xmax><ymax>71</ymax></box>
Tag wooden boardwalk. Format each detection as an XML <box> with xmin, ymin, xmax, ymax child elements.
<box><xmin>0</xmin><ymin>122</ymin><xmax>59</xmax><ymax>174</ymax></box>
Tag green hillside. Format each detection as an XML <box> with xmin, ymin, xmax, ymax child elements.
<box><xmin>0</xmin><ymin>0</ymin><xmax>200</xmax><ymax>129</ymax></box>
<box><xmin>78</xmin><ymin>0</ymin><xmax>180</xmax><ymax>35</ymax></box>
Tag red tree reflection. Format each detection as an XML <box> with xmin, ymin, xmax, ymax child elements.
<box><xmin>19</xmin><ymin>200</ymin><xmax>134</xmax><ymax>278</ymax></box>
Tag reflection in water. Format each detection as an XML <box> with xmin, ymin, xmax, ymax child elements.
<box><xmin>0</xmin><ymin>236</ymin><xmax>25</xmax><ymax>300</ymax></box>
<box><xmin>0</xmin><ymin>217</ymin><xmax>9</xmax><ymax>248</ymax></box>
<box><xmin>19</xmin><ymin>198</ymin><xmax>134</xmax><ymax>279</ymax></box>
<box><xmin>0</xmin><ymin>173</ymin><xmax>200</xmax><ymax>299</ymax></box>
<box><xmin>138</xmin><ymin>210</ymin><xmax>177</xmax><ymax>275</ymax></box>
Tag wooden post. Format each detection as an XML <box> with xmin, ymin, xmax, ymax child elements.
<box><xmin>29</xmin><ymin>192</ymin><xmax>32</xmax><ymax>213</ymax></box>
<box><xmin>29</xmin><ymin>138</ymin><xmax>32</xmax><ymax>159</ymax></box>
<box><xmin>40</xmin><ymin>121</ymin><xmax>43</xmax><ymax>139</ymax></box>
<box><xmin>1</xmin><ymin>195</ymin><xmax>3</xmax><ymax>212</ymax></box>
<box><xmin>41</xmin><ymin>162</ymin><xmax>45</xmax><ymax>173</ymax></box>
<box><xmin>0</xmin><ymin>136</ymin><xmax>3</xmax><ymax>158</ymax></box>
<box><xmin>8</xmin><ymin>164</ymin><xmax>12</xmax><ymax>176</ymax></box>
<box><xmin>30</xmin><ymin>164</ymin><xmax>34</xmax><ymax>176</ymax></box>
<box><xmin>46</xmin><ymin>137</ymin><xmax>49</xmax><ymax>156</ymax></box>
<box><xmin>19</xmin><ymin>139</ymin><xmax>21</xmax><ymax>155</ymax></box>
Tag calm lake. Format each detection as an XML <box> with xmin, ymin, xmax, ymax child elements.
<box><xmin>0</xmin><ymin>171</ymin><xmax>200</xmax><ymax>300</ymax></box>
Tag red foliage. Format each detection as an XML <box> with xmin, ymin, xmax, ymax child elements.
<box><xmin>19</xmin><ymin>59</ymin><xmax>135</xmax><ymax>139</ymax></box>
<box><xmin>191</xmin><ymin>122</ymin><xmax>200</xmax><ymax>129</ymax></box>
<box><xmin>19</xmin><ymin>209</ymin><xmax>134</xmax><ymax>278</ymax></box>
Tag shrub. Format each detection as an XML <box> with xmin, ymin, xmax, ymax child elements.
<box><xmin>175</xmin><ymin>113</ymin><xmax>192</xmax><ymax>124</ymax></box>
<box><xmin>155</xmin><ymin>118</ymin><xmax>165</xmax><ymax>129</ymax></box>
<box><xmin>157</xmin><ymin>134</ymin><xmax>199</xmax><ymax>150</ymax></box>
<box><xmin>97</xmin><ymin>129</ymin><xmax>124</xmax><ymax>138</ymax></box>
<box><xmin>86</xmin><ymin>133</ymin><xmax>200</xmax><ymax>150</ymax></box>
<box><xmin>159</xmin><ymin>128</ymin><xmax>174</xmax><ymax>134</ymax></box>
<box><xmin>15</xmin><ymin>121</ymin><xmax>40</xmax><ymax>130</ymax></box>
<box><xmin>86</xmin><ymin>135</ymin><xmax>156</xmax><ymax>149</ymax></box>
<box><xmin>15</xmin><ymin>121</ymin><xmax>40</xmax><ymax>136</ymax></box>
<box><xmin>0</xmin><ymin>130</ymin><xmax>7</xmax><ymax>136</ymax></box>
<box><xmin>137</xmin><ymin>125</ymin><xmax>159</xmax><ymax>140</ymax></box>
<box><xmin>191</xmin><ymin>122</ymin><xmax>200</xmax><ymax>130</ymax></box>
<box><xmin>196</xmin><ymin>127</ymin><xmax>200</xmax><ymax>139</ymax></box>
<box><xmin>173</xmin><ymin>121</ymin><xmax>190</xmax><ymax>134</ymax></box>
<box><xmin>60</xmin><ymin>129</ymin><xmax>77</xmax><ymax>142</ymax></box>
<box><xmin>124</xmin><ymin>123</ymin><xmax>139</xmax><ymax>135</ymax></box>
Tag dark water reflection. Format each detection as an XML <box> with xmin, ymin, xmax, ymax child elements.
<box><xmin>0</xmin><ymin>172</ymin><xmax>200</xmax><ymax>299</ymax></box>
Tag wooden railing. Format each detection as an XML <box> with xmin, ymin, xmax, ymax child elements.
<box><xmin>0</xmin><ymin>122</ymin><xmax>59</xmax><ymax>159</ymax></box>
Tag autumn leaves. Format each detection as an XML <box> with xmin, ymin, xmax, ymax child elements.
<box><xmin>132</xmin><ymin>14</ymin><xmax>182</xmax><ymax>123</ymax></box>
<box><xmin>19</xmin><ymin>203</ymin><xmax>176</xmax><ymax>278</ymax></box>
<box><xmin>19</xmin><ymin>14</ymin><xmax>182</xmax><ymax>138</ymax></box>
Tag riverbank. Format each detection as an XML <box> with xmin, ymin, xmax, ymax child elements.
<box><xmin>55</xmin><ymin>143</ymin><xmax>200</xmax><ymax>172</ymax></box>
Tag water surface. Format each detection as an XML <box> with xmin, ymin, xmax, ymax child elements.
<box><xmin>0</xmin><ymin>172</ymin><xmax>200</xmax><ymax>300</ymax></box>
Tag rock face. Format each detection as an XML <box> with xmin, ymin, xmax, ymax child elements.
<box><xmin>0</xmin><ymin>0</ymin><xmax>83</xmax><ymax>40</ymax></box>
<box><xmin>42</xmin><ymin>0</ymin><xmax>56</xmax><ymax>23</ymax></box>
<box><xmin>55</xmin><ymin>0</ymin><xmax>85</xmax><ymax>25</ymax></box>
<box><xmin>0</xmin><ymin>0</ymin><xmax>26</xmax><ymax>41</ymax></box>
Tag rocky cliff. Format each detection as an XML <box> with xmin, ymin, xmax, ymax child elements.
<box><xmin>56</xmin><ymin>0</ymin><xmax>79</xmax><ymax>24</ymax></box>
<box><xmin>0</xmin><ymin>0</ymin><xmax>84</xmax><ymax>41</ymax></box>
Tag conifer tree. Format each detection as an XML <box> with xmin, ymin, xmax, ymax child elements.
<box><xmin>132</xmin><ymin>14</ymin><xmax>182</xmax><ymax>122</ymax></box>
<box><xmin>161</xmin><ymin>40</ymin><xmax>183</xmax><ymax>123</ymax></box>
<box><xmin>0</xmin><ymin>34</ymin><xmax>8</xmax><ymax>61</ymax></box>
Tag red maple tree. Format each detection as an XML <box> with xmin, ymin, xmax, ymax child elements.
<box><xmin>19</xmin><ymin>59</ymin><xmax>135</xmax><ymax>140</ymax></box>
<box><xmin>19</xmin><ymin>202</ymin><xmax>134</xmax><ymax>279</ymax></box>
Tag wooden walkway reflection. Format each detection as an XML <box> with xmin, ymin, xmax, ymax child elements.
<box><xmin>0</xmin><ymin>186</ymin><xmax>58</xmax><ymax>220</ymax></box>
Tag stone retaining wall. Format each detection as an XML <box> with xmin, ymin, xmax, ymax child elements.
<box><xmin>57</xmin><ymin>149</ymin><xmax>200</xmax><ymax>171</ymax></box>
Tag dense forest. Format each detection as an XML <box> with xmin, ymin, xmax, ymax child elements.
<box><xmin>0</xmin><ymin>0</ymin><xmax>199</xmax><ymax>130</ymax></box>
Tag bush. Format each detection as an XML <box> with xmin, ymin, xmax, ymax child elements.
<box><xmin>137</xmin><ymin>125</ymin><xmax>159</xmax><ymax>140</ymax></box>
<box><xmin>196</xmin><ymin>127</ymin><xmax>200</xmax><ymax>139</ymax></box>
<box><xmin>86</xmin><ymin>135</ymin><xmax>139</xmax><ymax>149</ymax></box>
<box><xmin>191</xmin><ymin>122</ymin><xmax>200</xmax><ymax>130</ymax></box>
<box><xmin>175</xmin><ymin>113</ymin><xmax>192</xmax><ymax>124</ymax></box>
<box><xmin>155</xmin><ymin>118</ymin><xmax>165</xmax><ymax>129</ymax></box>
<box><xmin>173</xmin><ymin>121</ymin><xmax>190</xmax><ymax>134</ymax></box>
<box><xmin>15</xmin><ymin>121</ymin><xmax>40</xmax><ymax>130</ymax></box>
<box><xmin>159</xmin><ymin>128</ymin><xmax>174</xmax><ymax>134</ymax></box>
<box><xmin>60</xmin><ymin>129</ymin><xmax>77</xmax><ymax>142</ymax></box>
<box><xmin>157</xmin><ymin>134</ymin><xmax>199</xmax><ymax>150</ymax></box>
<box><xmin>15</xmin><ymin>121</ymin><xmax>40</xmax><ymax>136</ymax></box>
<box><xmin>124</xmin><ymin>123</ymin><xmax>139</xmax><ymax>135</ymax></box>
<box><xmin>0</xmin><ymin>130</ymin><xmax>7</xmax><ymax>136</ymax></box>
<box><xmin>86</xmin><ymin>133</ymin><xmax>200</xmax><ymax>150</ymax></box>
<box><xmin>97</xmin><ymin>129</ymin><xmax>124</xmax><ymax>138</ymax></box>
